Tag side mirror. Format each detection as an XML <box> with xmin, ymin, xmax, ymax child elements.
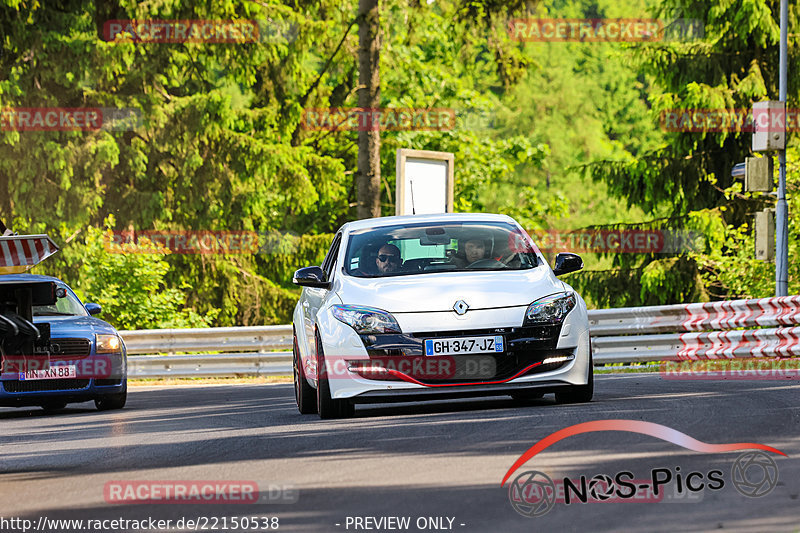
<box><xmin>85</xmin><ymin>302</ymin><xmax>102</xmax><ymax>315</ymax></box>
<box><xmin>553</xmin><ymin>253</ymin><xmax>583</xmax><ymax>276</ymax></box>
<box><xmin>292</xmin><ymin>266</ymin><xmax>330</xmax><ymax>289</ymax></box>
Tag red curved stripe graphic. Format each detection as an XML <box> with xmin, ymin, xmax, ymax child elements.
<box><xmin>501</xmin><ymin>419</ymin><xmax>786</xmax><ymax>486</ymax></box>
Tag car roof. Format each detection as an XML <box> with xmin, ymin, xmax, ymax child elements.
<box><xmin>340</xmin><ymin>212</ymin><xmax>517</xmax><ymax>233</ymax></box>
<box><xmin>0</xmin><ymin>273</ymin><xmax>63</xmax><ymax>284</ymax></box>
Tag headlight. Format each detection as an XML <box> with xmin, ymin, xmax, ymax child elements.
<box><xmin>331</xmin><ymin>305</ymin><xmax>401</xmax><ymax>334</ymax></box>
<box><xmin>524</xmin><ymin>292</ymin><xmax>576</xmax><ymax>325</ymax></box>
<box><xmin>96</xmin><ymin>334</ymin><xmax>122</xmax><ymax>353</ymax></box>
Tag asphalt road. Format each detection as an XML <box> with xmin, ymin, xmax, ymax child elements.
<box><xmin>1</xmin><ymin>374</ymin><xmax>799</xmax><ymax>533</ymax></box>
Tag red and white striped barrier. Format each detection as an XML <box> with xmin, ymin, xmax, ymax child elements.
<box><xmin>677</xmin><ymin>327</ymin><xmax>800</xmax><ymax>359</ymax></box>
<box><xmin>680</xmin><ymin>297</ymin><xmax>800</xmax><ymax>331</ymax></box>
<box><xmin>589</xmin><ymin>296</ymin><xmax>800</xmax><ymax>335</ymax></box>
<box><xmin>0</xmin><ymin>235</ymin><xmax>59</xmax><ymax>274</ymax></box>
<box><xmin>589</xmin><ymin>296</ymin><xmax>800</xmax><ymax>363</ymax></box>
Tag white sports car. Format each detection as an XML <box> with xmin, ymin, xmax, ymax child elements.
<box><xmin>292</xmin><ymin>213</ymin><xmax>592</xmax><ymax>419</ymax></box>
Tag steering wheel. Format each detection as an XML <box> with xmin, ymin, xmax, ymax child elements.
<box><xmin>466</xmin><ymin>258</ymin><xmax>505</xmax><ymax>269</ymax></box>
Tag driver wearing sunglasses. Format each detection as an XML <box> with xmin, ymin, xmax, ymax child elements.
<box><xmin>375</xmin><ymin>244</ymin><xmax>402</xmax><ymax>274</ymax></box>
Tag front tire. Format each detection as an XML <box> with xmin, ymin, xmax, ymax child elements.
<box><xmin>315</xmin><ymin>331</ymin><xmax>354</xmax><ymax>419</ymax></box>
<box><xmin>555</xmin><ymin>346</ymin><xmax>593</xmax><ymax>404</ymax></box>
<box><xmin>95</xmin><ymin>381</ymin><xmax>127</xmax><ymax>411</ymax></box>
<box><xmin>294</xmin><ymin>331</ymin><xmax>317</xmax><ymax>414</ymax></box>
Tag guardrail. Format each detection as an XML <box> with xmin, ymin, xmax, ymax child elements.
<box><xmin>124</xmin><ymin>295</ymin><xmax>800</xmax><ymax>378</ymax></box>
<box><xmin>589</xmin><ymin>295</ymin><xmax>800</xmax><ymax>363</ymax></box>
<box><xmin>122</xmin><ymin>325</ymin><xmax>292</xmax><ymax>355</ymax></box>
<box><xmin>127</xmin><ymin>353</ymin><xmax>291</xmax><ymax>379</ymax></box>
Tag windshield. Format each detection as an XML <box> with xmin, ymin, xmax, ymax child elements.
<box><xmin>344</xmin><ymin>221</ymin><xmax>540</xmax><ymax>278</ymax></box>
<box><xmin>32</xmin><ymin>286</ymin><xmax>88</xmax><ymax>317</ymax></box>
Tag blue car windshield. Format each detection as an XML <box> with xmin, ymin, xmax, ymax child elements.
<box><xmin>33</xmin><ymin>286</ymin><xmax>88</xmax><ymax>317</ymax></box>
<box><xmin>344</xmin><ymin>221</ymin><xmax>541</xmax><ymax>278</ymax></box>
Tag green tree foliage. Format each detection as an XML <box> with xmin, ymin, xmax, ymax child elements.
<box><xmin>575</xmin><ymin>0</ymin><xmax>800</xmax><ymax>305</ymax></box>
<box><xmin>3</xmin><ymin>0</ymin><xmax>794</xmax><ymax>323</ymax></box>
<box><xmin>39</xmin><ymin>218</ymin><xmax>218</xmax><ymax>330</ymax></box>
<box><xmin>690</xmin><ymin>148</ymin><xmax>800</xmax><ymax>298</ymax></box>
<box><xmin>1</xmin><ymin>0</ymin><xmax>551</xmax><ymax>324</ymax></box>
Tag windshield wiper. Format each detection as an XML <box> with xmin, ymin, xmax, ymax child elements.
<box><xmin>33</xmin><ymin>311</ymin><xmax>76</xmax><ymax>316</ymax></box>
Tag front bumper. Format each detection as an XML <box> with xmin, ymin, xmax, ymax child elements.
<box><xmin>0</xmin><ymin>348</ymin><xmax>127</xmax><ymax>407</ymax></box>
<box><xmin>317</xmin><ymin>306</ymin><xmax>591</xmax><ymax>402</ymax></box>
<box><xmin>0</xmin><ymin>378</ymin><xmax>127</xmax><ymax>407</ymax></box>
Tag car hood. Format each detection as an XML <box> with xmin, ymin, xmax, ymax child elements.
<box><xmin>32</xmin><ymin>315</ymin><xmax>118</xmax><ymax>337</ymax></box>
<box><xmin>335</xmin><ymin>267</ymin><xmax>565</xmax><ymax>313</ymax></box>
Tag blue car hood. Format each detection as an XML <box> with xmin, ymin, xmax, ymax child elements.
<box><xmin>32</xmin><ymin>315</ymin><xmax>118</xmax><ymax>337</ymax></box>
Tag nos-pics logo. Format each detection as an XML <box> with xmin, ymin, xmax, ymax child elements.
<box><xmin>502</xmin><ymin>420</ymin><xmax>784</xmax><ymax>518</ymax></box>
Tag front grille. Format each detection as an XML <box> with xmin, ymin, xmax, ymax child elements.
<box><xmin>414</xmin><ymin>325</ymin><xmax>559</xmax><ymax>340</ymax></box>
<box><xmin>3</xmin><ymin>379</ymin><xmax>90</xmax><ymax>393</ymax></box>
<box><xmin>358</xmin><ymin>325</ymin><xmax>568</xmax><ymax>384</ymax></box>
<box><xmin>49</xmin><ymin>338</ymin><xmax>91</xmax><ymax>358</ymax></box>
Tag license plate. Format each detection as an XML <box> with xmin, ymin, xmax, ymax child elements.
<box><xmin>19</xmin><ymin>365</ymin><xmax>77</xmax><ymax>381</ymax></box>
<box><xmin>425</xmin><ymin>336</ymin><xmax>504</xmax><ymax>356</ymax></box>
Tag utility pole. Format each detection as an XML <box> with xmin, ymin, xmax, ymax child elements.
<box><xmin>775</xmin><ymin>0</ymin><xmax>789</xmax><ymax>296</ymax></box>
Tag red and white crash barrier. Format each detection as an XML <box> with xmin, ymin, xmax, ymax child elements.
<box><xmin>590</xmin><ymin>296</ymin><xmax>800</xmax><ymax>363</ymax></box>
<box><xmin>677</xmin><ymin>327</ymin><xmax>800</xmax><ymax>359</ymax></box>
<box><xmin>680</xmin><ymin>296</ymin><xmax>800</xmax><ymax>331</ymax></box>
<box><xmin>588</xmin><ymin>296</ymin><xmax>800</xmax><ymax>335</ymax></box>
<box><xmin>0</xmin><ymin>234</ymin><xmax>59</xmax><ymax>274</ymax></box>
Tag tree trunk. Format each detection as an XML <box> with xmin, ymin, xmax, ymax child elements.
<box><xmin>95</xmin><ymin>0</ymin><xmax>122</xmax><ymax>41</ymax></box>
<box><xmin>356</xmin><ymin>0</ymin><xmax>381</xmax><ymax>219</ymax></box>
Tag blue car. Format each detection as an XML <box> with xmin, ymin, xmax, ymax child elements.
<box><xmin>0</xmin><ymin>274</ymin><xmax>127</xmax><ymax>411</ymax></box>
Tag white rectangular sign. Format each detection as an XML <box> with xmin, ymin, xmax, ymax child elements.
<box><xmin>396</xmin><ymin>149</ymin><xmax>454</xmax><ymax>216</ymax></box>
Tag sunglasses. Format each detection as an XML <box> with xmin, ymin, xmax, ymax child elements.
<box><xmin>377</xmin><ymin>254</ymin><xmax>400</xmax><ymax>263</ymax></box>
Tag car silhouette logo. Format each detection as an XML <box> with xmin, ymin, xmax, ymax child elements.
<box><xmin>453</xmin><ymin>300</ymin><xmax>469</xmax><ymax>315</ymax></box>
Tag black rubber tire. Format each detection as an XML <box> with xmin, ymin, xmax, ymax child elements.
<box><xmin>95</xmin><ymin>382</ymin><xmax>127</xmax><ymax>411</ymax></box>
<box><xmin>293</xmin><ymin>331</ymin><xmax>317</xmax><ymax>415</ymax></box>
<box><xmin>41</xmin><ymin>401</ymin><xmax>68</xmax><ymax>412</ymax></box>
<box><xmin>315</xmin><ymin>331</ymin><xmax>354</xmax><ymax>419</ymax></box>
<box><xmin>555</xmin><ymin>346</ymin><xmax>593</xmax><ymax>404</ymax></box>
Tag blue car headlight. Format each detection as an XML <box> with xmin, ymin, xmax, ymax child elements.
<box><xmin>524</xmin><ymin>292</ymin><xmax>576</xmax><ymax>326</ymax></box>
<box><xmin>96</xmin><ymin>334</ymin><xmax>122</xmax><ymax>354</ymax></box>
<box><xmin>331</xmin><ymin>305</ymin><xmax>402</xmax><ymax>334</ymax></box>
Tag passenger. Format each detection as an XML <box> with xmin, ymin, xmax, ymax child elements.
<box><xmin>375</xmin><ymin>244</ymin><xmax>402</xmax><ymax>274</ymax></box>
<box><xmin>492</xmin><ymin>238</ymin><xmax>521</xmax><ymax>267</ymax></box>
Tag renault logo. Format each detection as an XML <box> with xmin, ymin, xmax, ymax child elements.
<box><xmin>453</xmin><ymin>300</ymin><xmax>469</xmax><ymax>315</ymax></box>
